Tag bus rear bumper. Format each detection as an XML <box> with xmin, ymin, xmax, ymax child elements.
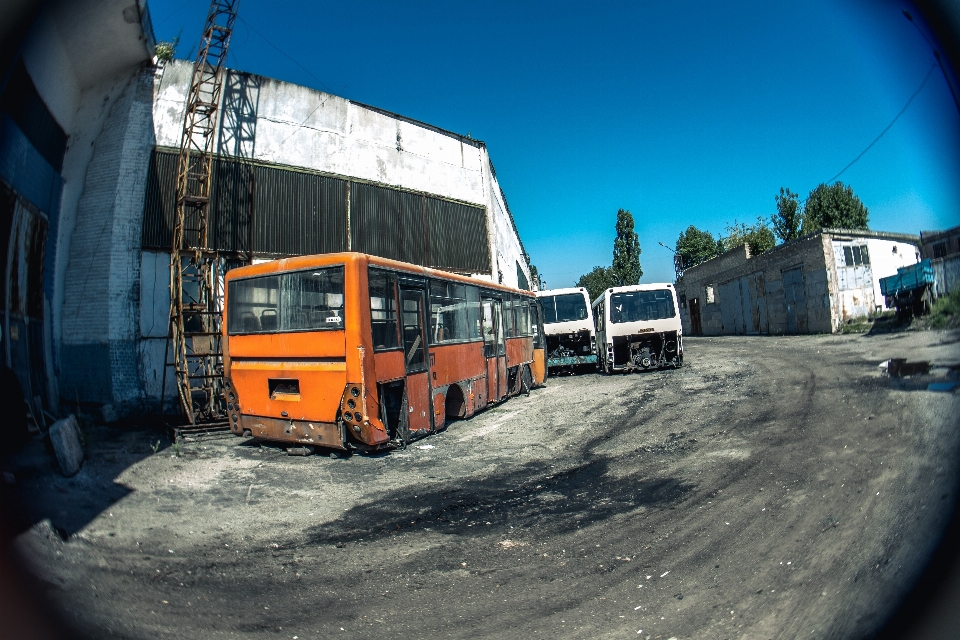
<box><xmin>547</xmin><ymin>355</ymin><xmax>598</xmax><ymax>367</ymax></box>
<box><xmin>238</xmin><ymin>414</ymin><xmax>346</xmax><ymax>450</ymax></box>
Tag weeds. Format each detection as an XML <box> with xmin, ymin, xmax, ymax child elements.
<box><xmin>150</xmin><ymin>439</ymin><xmax>161</xmax><ymax>454</ymax></box>
<box><xmin>926</xmin><ymin>289</ymin><xmax>960</xmax><ymax>329</ymax></box>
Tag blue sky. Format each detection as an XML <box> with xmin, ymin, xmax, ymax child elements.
<box><xmin>148</xmin><ymin>0</ymin><xmax>960</xmax><ymax>286</ymax></box>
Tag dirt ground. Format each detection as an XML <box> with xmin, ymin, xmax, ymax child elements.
<box><xmin>3</xmin><ymin>331</ymin><xmax>960</xmax><ymax>639</ymax></box>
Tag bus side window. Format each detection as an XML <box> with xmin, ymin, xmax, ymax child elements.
<box><xmin>531</xmin><ymin>302</ymin><xmax>544</xmax><ymax>349</ymax></box>
<box><xmin>482</xmin><ymin>300</ymin><xmax>496</xmax><ymax>356</ymax></box>
<box><xmin>369</xmin><ymin>268</ymin><xmax>399</xmax><ymax>350</ymax></box>
<box><xmin>503</xmin><ymin>296</ymin><xmax>515</xmax><ymax>338</ymax></box>
<box><xmin>467</xmin><ymin>285</ymin><xmax>482</xmax><ymax>340</ymax></box>
<box><xmin>516</xmin><ymin>300</ymin><xmax>531</xmax><ymax>336</ymax></box>
<box><xmin>429</xmin><ymin>280</ymin><xmax>469</xmax><ymax>344</ymax></box>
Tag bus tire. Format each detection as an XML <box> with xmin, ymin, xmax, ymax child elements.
<box><xmin>521</xmin><ymin>365</ymin><xmax>532</xmax><ymax>396</ymax></box>
<box><xmin>398</xmin><ymin>389</ymin><xmax>410</xmax><ymax>449</ymax></box>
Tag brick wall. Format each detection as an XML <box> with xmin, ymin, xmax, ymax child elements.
<box><xmin>59</xmin><ymin>68</ymin><xmax>155</xmax><ymax>409</ymax></box>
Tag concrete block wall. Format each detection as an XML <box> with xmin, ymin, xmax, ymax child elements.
<box><xmin>932</xmin><ymin>255</ymin><xmax>960</xmax><ymax>297</ymax></box>
<box><xmin>59</xmin><ymin>68</ymin><xmax>156</xmax><ymax>408</ymax></box>
<box><xmin>678</xmin><ymin>234</ymin><xmax>833</xmax><ymax>335</ymax></box>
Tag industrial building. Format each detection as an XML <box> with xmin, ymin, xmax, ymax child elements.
<box><xmin>920</xmin><ymin>224</ymin><xmax>960</xmax><ymax>296</ymax></box>
<box><xmin>1</xmin><ymin>1</ymin><xmax>533</xmax><ymax>420</ymax></box>
<box><xmin>675</xmin><ymin>229</ymin><xmax>921</xmax><ymax>336</ymax></box>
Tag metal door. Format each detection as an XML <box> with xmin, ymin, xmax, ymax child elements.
<box><xmin>783</xmin><ymin>266</ymin><xmax>807</xmax><ymax>334</ymax></box>
<box><xmin>400</xmin><ymin>286</ymin><xmax>432</xmax><ymax>432</ymax></box>
<box><xmin>738</xmin><ymin>276</ymin><xmax>753</xmax><ymax>334</ymax></box>
<box><xmin>719</xmin><ymin>279</ymin><xmax>745</xmax><ymax>334</ymax></box>
<box><xmin>482</xmin><ymin>297</ymin><xmax>507</xmax><ymax>402</ymax></box>
<box><xmin>689</xmin><ymin>297</ymin><xmax>702</xmax><ymax>335</ymax></box>
<box><xmin>739</xmin><ymin>272</ymin><xmax>768</xmax><ymax>335</ymax></box>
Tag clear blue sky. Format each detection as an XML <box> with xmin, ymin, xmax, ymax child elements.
<box><xmin>148</xmin><ymin>0</ymin><xmax>960</xmax><ymax>286</ymax></box>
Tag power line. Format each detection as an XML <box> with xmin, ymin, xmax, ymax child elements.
<box><xmin>822</xmin><ymin>62</ymin><xmax>938</xmax><ymax>187</ymax></box>
<box><xmin>235</xmin><ymin>14</ymin><xmax>336</xmax><ymax>95</ymax></box>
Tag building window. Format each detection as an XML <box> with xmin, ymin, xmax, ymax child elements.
<box><xmin>705</xmin><ymin>284</ymin><xmax>715</xmax><ymax>304</ymax></box>
<box><xmin>933</xmin><ymin>242</ymin><xmax>947</xmax><ymax>259</ymax></box>
<box><xmin>678</xmin><ymin>293</ymin><xmax>687</xmax><ymax>309</ymax></box>
<box><xmin>843</xmin><ymin>244</ymin><xmax>870</xmax><ymax>266</ymax></box>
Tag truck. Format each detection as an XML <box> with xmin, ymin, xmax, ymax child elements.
<box><xmin>879</xmin><ymin>259</ymin><xmax>936</xmax><ymax>319</ymax></box>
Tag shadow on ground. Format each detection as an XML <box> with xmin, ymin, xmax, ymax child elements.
<box><xmin>0</xmin><ymin>423</ymin><xmax>168</xmax><ymax>540</ymax></box>
<box><xmin>302</xmin><ymin>454</ymin><xmax>694</xmax><ymax>548</ymax></box>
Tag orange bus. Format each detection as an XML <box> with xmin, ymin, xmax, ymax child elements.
<box><xmin>222</xmin><ymin>252</ymin><xmax>547</xmax><ymax>454</ymax></box>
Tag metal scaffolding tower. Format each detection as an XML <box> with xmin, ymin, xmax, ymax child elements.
<box><xmin>169</xmin><ymin>0</ymin><xmax>239</xmax><ymax>425</ymax></box>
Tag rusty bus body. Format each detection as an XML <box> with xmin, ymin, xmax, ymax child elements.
<box><xmin>222</xmin><ymin>252</ymin><xmax>546</xmax><ymax>452</ymax></box>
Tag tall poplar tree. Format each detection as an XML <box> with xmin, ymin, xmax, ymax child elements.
<box><xmin>611</xmin><ymin>209</ymin><xmax>642</xmax><ymax>286</ymax></box>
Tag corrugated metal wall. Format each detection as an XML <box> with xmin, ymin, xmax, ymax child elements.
<box><xmin>143</xmin><ymin>149</ymin><xmax>490</xmax><ymax>274</ymax></box>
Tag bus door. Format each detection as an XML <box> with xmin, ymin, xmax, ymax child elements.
<box><xmin>400</xmin><ymin>285</ymin><xmax>432</xmax><ymax>432</ymax></box>
<box><xmin>482</xmin><ymin>296</ymin><xmax>507</xmax><ymax>402</ymax></box>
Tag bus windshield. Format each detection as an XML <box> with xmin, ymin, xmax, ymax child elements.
<box><xmin>542</xmin><ymin>293</ymin><xmax>588</xmax><ymax>324</ymax></box>
<box><xmin>227</xmin><ymin>266</ymin><xmax>345</xmax><ymax>334</ymax></box>
<box><xmin>610</xmin><ymin>290</ymin><xmax>675</xmax><ymax>323</ymax></box>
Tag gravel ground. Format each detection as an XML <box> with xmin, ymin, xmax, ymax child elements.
<box><xmin>2</xmin><ymin>331</ymin><xmax>960</xmax><ymax>639</ymax></box>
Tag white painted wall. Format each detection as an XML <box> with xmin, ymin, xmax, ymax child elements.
<box><xmin>831</xmin><ymin>238</ymin><xmax>920</xmax><ymax>317</ymax></box>
<box><xmin>154</xmin><ymin>62</ymin><xmax>486</xmax><ymax>206</ymax></box>
<box><xmin>866</xmin><ymin>239</ymin><xmax>921</xmax><ymax>310</ymax></box>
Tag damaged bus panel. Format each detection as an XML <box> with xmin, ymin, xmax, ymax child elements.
<box><xmin>536</xmin><ymin>287</ymin><xmax>597</xmax><ymax>373</ymax></box>
<box><xmin>593</xmin><ymin>283</ymin><xmax>683</xmax><ymax>373</ymax></box>
<box><xmin>222</xmin><ymin>252</ymin><xmax>547</xmax><ymax>454</ymax></box>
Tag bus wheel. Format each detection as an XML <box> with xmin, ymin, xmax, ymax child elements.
<box><xmin>521</xmin><ymin>365</ymin><xmax>532</xmax><ymax>396</ymax></box>
<box><xmin>398</xmin><ymin>390</ymin><xmax>410</xmax><ymax>449</ymax></box>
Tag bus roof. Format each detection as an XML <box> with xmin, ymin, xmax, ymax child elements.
<box><xmin>224</xmin><ymin>252</ymin><xmax>536</xmax><ymax>297</ymax></box>
<box><xmin>591</xmin><ymin>282</ymin><xmax>676</xmax><ymax>307</ymax></box>
<box><xmin>535</xmin><ymin>287</ymin><xmax>589</xmax><ymax>298</ymax></box>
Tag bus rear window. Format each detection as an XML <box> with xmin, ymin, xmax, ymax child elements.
<box><xmin>542</xmin><ymin>293</ymin><xmax>588</xmax><ymax>324</ymax></box>
<box><xmin>610</xmin><ymin>290</ymin><xmax>675</xmax><ymax>323</ymax></box>
<box><xmin>228</xmin><ymin>266</ymin><xmax>345</xmax><ymax>334</ymax></box>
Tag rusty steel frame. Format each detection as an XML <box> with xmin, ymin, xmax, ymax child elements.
<box><xmin>169</xmin><ymin>0</ymin><xmax>239</xmax><ymax>424</ymax></box>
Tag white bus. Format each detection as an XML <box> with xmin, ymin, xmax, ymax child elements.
<box><xmin>592</xmin><ymin>283</ymin><xmax>683</xmax><ymax>373</ymax></box>
<box><xmin>536</xmin><ymin>287</ymin><xmax>597</xmax><ymax>373</ymax></box>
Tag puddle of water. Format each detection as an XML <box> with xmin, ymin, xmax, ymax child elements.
<box><xmin>887</xmin><ymin>358</ymin><xmax>930</xmax><ymax>377</ymax></box>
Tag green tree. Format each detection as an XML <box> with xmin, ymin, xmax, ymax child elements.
<box><xmin>611</xmin><ymin>209</ymin><xmax>642</xmax><ymax>286</ymax></box>
<box><xmin>721</xmin><ymin>217</ymin><xmax>775</xmax><ymax>256</ymax></box>
<box><xmin>802</xmin><ymin>182</ymin><xmax>869</xmax><ymax>232</ymax></box>
<box><xmin>675</xmin><ymin>225</ymin><xmax>721</xmax><ymax>270</ymax></box>
<box><xmin>576</xmin><ymin>266</ymin><xmax>617</xmax><ymax>302</ymax></box>
<box><xmin>772</xmin><ymin>187</ymin><xmax>802</xmax><ymax>242</ymax></box>
<box><xmin>529</xmin><ymin>264</ymin><xmax>541</xmax><ymax>290</ymax></box>
<box><xmin>154</xmin><ymin>32</ymin><xmax>180</xmax><ymax>63</ymax></box>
